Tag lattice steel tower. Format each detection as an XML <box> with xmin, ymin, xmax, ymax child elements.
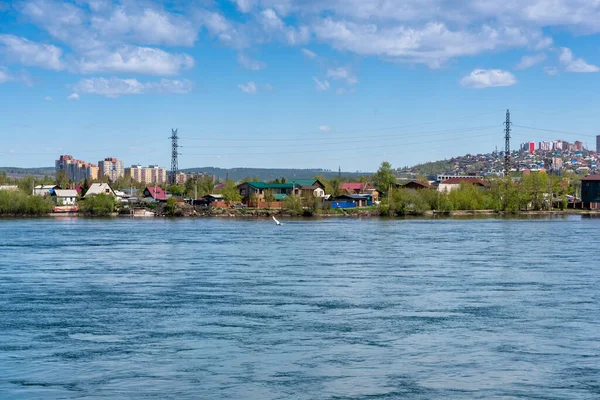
<box><xmin>169</xmin><ymin>129</ymin><xmax>179</xmax><ymax>185</ymax></box>
<box><xmin>504</xmin><ymin>109</ymin><xmax>511</xmax><ymax>176</ymax></box>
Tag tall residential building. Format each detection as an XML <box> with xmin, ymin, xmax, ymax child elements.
<box><xmin>596</xmin><ymin>135</ymin><xmax>600</xmax><ymax>153</ymax></box>
<box><xmin>575</xmin><ymin>141</ymin><xmax>584</xmax><ymax>151</ymax></box>
<box><xmin>124</xmin><ymin>165</ymin><xmax>166</xmax><ymax>184</ymax></box>
<box><xmin>539</xmin><ymin>141</ymin><xmax>552</xmax><ymax>151</ymax></box>
<box><xmin>98</xmin><ymin>157</ymin><xmax>124</xmax><ymax>181</ymax></box>
<box><xmin>55</xmin><ymin>155</ymin><xmax>98</xmax><ymax>182</ymax></box>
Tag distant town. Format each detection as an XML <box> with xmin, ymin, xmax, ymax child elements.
<box><xmin>2</xmin><ymin>133</ymin><xmax>600</xmax><ymax>217</ymax></box>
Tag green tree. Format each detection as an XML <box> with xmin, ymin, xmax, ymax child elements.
<box><xmin>264</xmin><ymin>189</ymin><xmax>275</xmax><ymax>208</ymax></box>
<box><xmin>56</xmin><ymin>170</ymin><xmax>69</xmax><ymax>189</ymax></box>
<box><xmin>167</xmin><ymin>184</ymin><xmax>185</xmax><ymax>196</ymax></box>
<box><xmin>373</xmin><ymin>161</ymin><xmax>397</xmax><ymax>195</ymax></box>
<box><xmin>284</xmin><ymin>194</ymin><xmax>303</xmax><ymax>215</ymax></box>
<box><xmin>79</xmin><ymin>194</ymin><xmax>115</xmax><ymax>216</ymax></box>
<box><xmin>17</xmin><ymin>175</ymin><xmax>36</xmax><ymax>195</ymax></box>
<box><xmin>219</xmin><ymin>180</ymin><xmax>241</xmax><ymax>204</ymax></box>
<box><xmin>164</xmin><ymin>197</ymin><xmax>177</xmax><ymax>216</ymax></box>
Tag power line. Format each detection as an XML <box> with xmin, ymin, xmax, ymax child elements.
<box><xmin>181</xmin><ymin>131</ymin><xmax>497</xmax><ymax>157</ymax></box>
<box><xmin>513</xmin><ymin>124</ymin><xmax>598</xmax><ymax>138</ymax></box>
<box><xmin>180</xmin><ymin>125</ymin><xmax>500</xmax><ymax>149</ymax></box>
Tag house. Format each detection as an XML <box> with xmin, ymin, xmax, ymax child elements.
<box><xmin>297</xmin><ymin>185</ymin><xmax>325</xmax><ymax>198</ymax></box>
<box><xmin>401</xmin><ymin>181</ymin><xmax>432</xmax><ymax>190</ymax></box>
<box><xmin>237</xmin><ymin>182</ymin><xmax>294</xmax><ymax>203</ymax></box>
<box><xmin>330</xmin><ymin>194</ymin><xmax>372</xmax><ymax>208</ymax></box>
<box><xmin>581</xmin><ymin>174</ymin><xmax>600</xmax><ymax>209</ymax></box>
<box><xmin>51</xmin><ymin>189</ymin><xmax>78</xmax><ymax>205</ymax></box>
<box><xmin>85</xmin><ymin>183</ymin><xmax>115</xmax><ymax>197</ymax></box>
<box><xmin>0</xmin><ymin>185</ymin><xmax>19</xmax><ymax>191</ymax></box>
<box><xmin>438</xmin><ymin>177</ymin><xmax>490</xmax><ymax>193</ymax></box>
<box><xmin>291</xmin><ymin>179</ymin><xmax>326</xmax><ymax>196</ymax></box>
<box><xmin>213</xmin><ymin>183</ymin><xmax>226</xmax><ymax>191</ymax></box>
<box><xmin>34</xmin><ymin>184</ymin><xmax>60</xmax><ymax>196</ymax></box>
<box><xmin>340</xmin><ymin>182</ymin><xmax>379</xmax><ymax>201</ymax></box>
<box><xmin>143</xmin><ymin>186</ymin><xmax>167</xmax><ymax>201</ymax></box>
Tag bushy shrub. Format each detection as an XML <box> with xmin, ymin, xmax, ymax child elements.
<box><xmin>0</xmin><ymin>190</ymin><xmax>54</xmax><ymax>215</ymax></box>
<box><xmin>79</xmin><ymin>194</ymin><xmax>115</xmax><ymax>216</ymax></box>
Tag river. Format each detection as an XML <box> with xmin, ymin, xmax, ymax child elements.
<box><xmin>1</xmin><ymin>216</ymin><xmax>599</xmax><ymax>399</ymax></box>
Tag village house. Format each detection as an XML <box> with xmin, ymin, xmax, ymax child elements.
<box><xmin>340</xmin><ymin>182</ymin><xmax>379</xmax><ymax>202</ymax></box>
<box><xmin>237</xmin><ymin>179</ymin><xmax>326</xmax><ymax>204</ymax></box>
<box><xmin>51</xmin><ymin>189</ymin><xmax>78</xmax><ymax>205</ymax></box>
<box><xmin>438</xmin><ymin>177</ymin><xmax>490</xmax><ymax>193</ymax></box>
<box><xmin>581</xmin><ymin>174</ymin><xmax>600</xmax><ymax>209</ymax></box>
<box><xmin>34</xmin><ymin>184</ymin><xmax>60</xmax><ymax>196</ymax></box>
<box><xmin>84</xmin><ymin>183</ymin><xmax>116</xmax><ymax>198</ymax></box>
<box><xmin>400</xmin><ymin>181</ymin><xmax>432</xmax><ymax>190</ymax></box>
<box><xmin>143</xmin><ymin>186</ymin><xmax>167</xmax><ymax>202</ymax></box>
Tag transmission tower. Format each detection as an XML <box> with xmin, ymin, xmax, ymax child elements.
<box><xmin>169</xmin><ymin>128</ymin><xmax>179</xmax><ymax>185</ymax></box>
<box><xmin>504</xmin><ymin>109</ymin><xmax>511</xmax><ymax>176</ymax></box>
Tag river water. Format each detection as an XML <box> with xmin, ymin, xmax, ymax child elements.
<box><xmin>0</xmin><ymin>216</ymin><xmax>599</xmax><ymax>399</ymax></box>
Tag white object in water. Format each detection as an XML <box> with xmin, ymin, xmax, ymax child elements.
<box><xmin>272</xmin><ymin>216</ymin><xmax>282</xmax><ymax>225</ymax></box>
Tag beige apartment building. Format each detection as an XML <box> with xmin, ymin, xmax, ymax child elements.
<box><xmin>98</xmin><ymin>157</ymin><xmax>124</xmax><ymax>181</ymax></box>
<box><xmin>124</xmin><ymin>165</ymin><xmax>166</xmax><ymax>184</ymax></box>
<box><xmin>55</xmin><ymin>155</ymin><xmax>99</xmax><ymax>182</ymax></box>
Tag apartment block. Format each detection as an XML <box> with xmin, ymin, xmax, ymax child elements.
<box><xmin>98</xmin><ymin>157</ymin><xmax>124</xmax><ymax>181</ymax></box>
<box><xmin>124</xmin><ymin>165</ymin><xmax>166</xmax><ymax>184</ymax></box>
<box><xmin>55</xmin><ymin>155</ymin><xmax>98</xmax><ymax>182</ymax></box>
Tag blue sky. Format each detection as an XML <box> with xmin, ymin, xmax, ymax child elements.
<box><xmin>1</xmin><ymin>0</ymin><xmax>600</xmax><ymax>172</ymax></box>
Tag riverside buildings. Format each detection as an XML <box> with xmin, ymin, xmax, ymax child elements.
<box><xmin>124</xmin><ymin>165</ymin><xmax>166</xmax><ymax>184</ymax></box>
<box><xmin>55</xmin><ymin>155</ymin><xmax>98</xmax><ymax>182</ymax></box>
<box><xmin>98</xmin><ymin>158</ymin><xmax>124</xmax><ymax>181</ymax></box>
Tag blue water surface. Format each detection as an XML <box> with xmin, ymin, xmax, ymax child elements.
<box><xmin>0</xmin><ymin>216</ymin><xmax>599</xmax><ymax>399</ymax></box>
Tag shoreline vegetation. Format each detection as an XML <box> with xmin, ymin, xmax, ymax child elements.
<box><xmin>0</xmin><ymin>161</ymin><xmax>593</xmax><ymax>219</ymax></box>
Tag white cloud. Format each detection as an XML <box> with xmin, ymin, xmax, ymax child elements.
<box><xmin>313</xmin><ymin>77</ymin><xmax>330</xmax><ymax>91</ymax></box>
<box><xmin>460</xmin><ymin>69</ymin><xmax>517</xmax><ymax>89</ymax></box>
<box><xmin>238</xmin><ymin>81</ymin><xmax>257</xmax><ymax>93</ymax></box>
<box><xmin>0</xmin><ymin>67</ymin><xmax>12</xmax><ymax>83</ymax></box>
<box><xmin>44</xmin><ymin>96</ymin><xmax>53</xmax><ymax>101</ymax></box>
<box><xmin>302</xmin><ymin>48</ymin><xmax>317</xmax><ymax>59</ymax></box>
<box><xmin>326</xmin><ymin>67</ymin><xmax>358</xmax><ymax>84</ymax></box>
<box><xmin>544</xmin><ymin>66</ymin><xmax>558</xmax><ymax>76</ymax></box>
<box><xmin>0</xmin><ymin>34</ymin><xmax>64</xmax><ymax>70</ymax></box>
<box><xmin>237</xmin><ymin>54</ymin><xmax>267</xmax><ymax>70</ymax></box>
<box><xmin>72</xmin><ymin>77</ymin><xmax>193</xmax><ymax>98</ymax></box>
<box><xmin>516</xmin><ymin>53</ymin><xmax>546</xmax><ymax>70</ymax></box>
<box><xmin>559</xmin><ymin>47</ymin><xmax>599</xmax><ymax>73</ymax></box>
<box><xmin>90</xmin><ymin>7</ymin><xmax>197</xmax><ymax>47</ymax></box>
<box><xmin>230</xmin><ymin>0</ymin><xmax>256</xmax><ymax>13</ymax></box>
<box><xmin>319</xmin><ymin>125</ymin><xmax>330</xmax><ymax>131</ymax></box>
<box><xmin>68</xmin><ymin>92</ymin><xmax>80</xmax><ymax>100</ymax></box>
<box><xmin>74</xmin><ymin>46</ymin><xmax>194</xmax><ymax>75</ymax></box>
<box><xmin>257</xmin><ymin>8</ymin><xmax>309</xmax><ymax>45</ymax></box>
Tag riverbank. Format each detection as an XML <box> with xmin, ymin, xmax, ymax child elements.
<box><xmin>0</xmin><ymin>208</ymin><xmax>594</xmax><ymax>219</ymax></box>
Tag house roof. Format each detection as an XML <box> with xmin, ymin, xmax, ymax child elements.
<box><xmin>214</xmin><ymin>183</ymin><xmax>226</xmax><ymax>191</ymax></box>
<box><xmin>274</xmin><ymin>193</ymin><xmax>288</xmax><ymax>200</ymax></box>
<box><xmin>300</xmin><ymin>185</ymin><xmax>320</xmax><ymax>190</ymax></box>
<box><xmin>334</xmin><ymin>194</ymin><xmax>371</xmax><ymax>200</ymax></box>
<box><xmin>35</xmin><ymin>185</ymin><xmax>59</xmax><ymax>190</ymax></box>
<box><xmin>146</xmin><ymin>186</ymin><xmax>166</xmax><ymax>200</ymax></box>
<box><xmin>85</xmin><ymin>183</ymin><xmax>115</xmax><ymax>197</ymax></box>
<box><xmin>441</xmin><ymin>177</ymin><xmax>489</xmax><ymax>187</ymax></box>
<box><xmin>401</xmin><ymin>181</ymin><xmax>432</xmax><ymax>189</ymax></box>
<box><xmin>243</xmin><ymin>182</ymin><xmax>294</xmax><ymax>189</ymax></box>
<box><xmin>203</xmin><ymin>194</ymin><xmax>224</xmax><ymax>200</ymax></box>
<box><xmin>53</xmin><ymin>189</ymin><xmax>78</xmax><ymax>197</ymax></box>
<box><xmin>340</xmin><ymin>182</ymin><xmax>374</xmax><ymax>191</ymax></box>
<box><xmin>582</xmin><ymin>174</ymin><xmax>600</xmax><ymax>181</ymax></box>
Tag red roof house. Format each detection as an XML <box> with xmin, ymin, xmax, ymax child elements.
<box><xmin>144</xmin><ymin>186</ymin><xmax>167</xmax><ymax>201</ymax></box>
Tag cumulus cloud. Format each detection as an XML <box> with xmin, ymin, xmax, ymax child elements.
<box><xmin>544</xmin><ymin>66</ymin><xmax>558</xmax><ymax>76</ymax></box>
<box><xmin>516</xmin><ymin>53</ymin><xmax>547</xmax><ymax>70</ymax></box>
<box><xmin>319</xmin><ymin>125</ymin><xmax>330</xmax><ymax>131</ymax></box>
<box><xmin>72</xmin><ymin>77</ymin><xmax>193</xmax><ymax>98</ymax></box>
<box><xmin>238</xmin><ymin>81</ymin><xmax>257</xmax><ymax>93</ymax></box>
<box><xmin>313</xmin><ymin>77</ymin><xmax>330</xmax><ymax>91</ymax></box>
<box><xmin>74</xmin><ymin>46</ymin><xmax>194</xmax><ymax>75</ymax></box>
<box><xmin>0</xmin><ymin>67</ymin><xmax>12</xmax><ymax>83</ymax></box>
<box><xmin>0</xmin><ymin>34</ymin><xmax>64</xmax><ymax>70</ymax></box>
<box><xmin>460</xmin><ymin>69</ymin><xmax>517</xmax><ymax>89</ymax></box>
<box><xmin>68</xmin><ymin>92</ymin><xmax>80</xmax><ymax>100</ymax></box>
<box><xmin>237</xmin><ymin>54</ymin><xmax>267</xmax><ymax>70</ymax></box>
<box><xmin>559</xmin><ymin>47</ymin><xmax>599</xmax><ymax>73</ymax></box>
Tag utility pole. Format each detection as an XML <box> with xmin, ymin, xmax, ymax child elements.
<box><xmin>504</xmin><ymin>109</ymin><xmax>511</xmax><ymax>176</ymax></box>
<box><xmin>169</xmin><ymin>129</ymin><xmax>179</xmax><ymax>185</ymax></box>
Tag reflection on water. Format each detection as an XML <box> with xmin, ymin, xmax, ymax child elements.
<box><xmin>1</xmin><ymin>217</ymin><xmax>599</xmax><ymax>399</ymax></box>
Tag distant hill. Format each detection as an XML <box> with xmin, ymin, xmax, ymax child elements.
<box><xmin>0</xmin><ymin>167</ymin><xmax>55</xmax><ymax>178</ymax></box>
<box><xmin>180</xmin><ymin>167</ymin><xmax>371</xmax><ymax>182</ymax></box>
